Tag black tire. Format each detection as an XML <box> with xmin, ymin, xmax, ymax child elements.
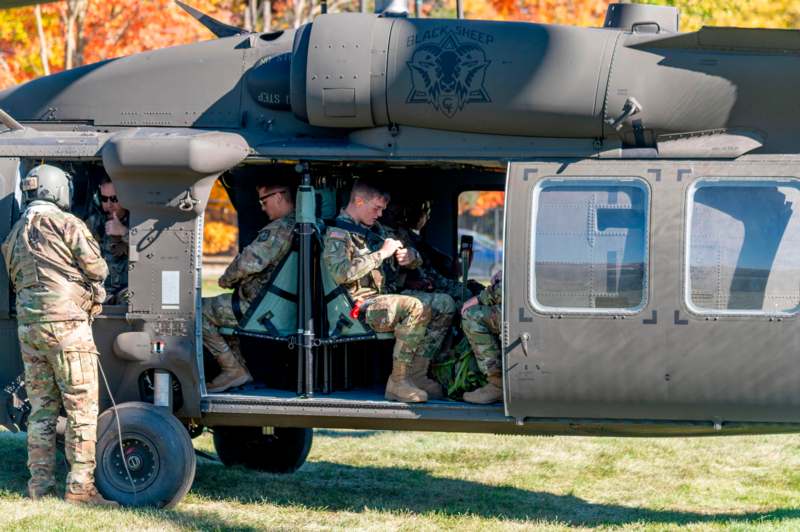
<box><xmin>213</xmin><ymin>426</ymin><xmax>312</xmax><ymax>474</ymax></box>
<box><xmin>95</xmin><ymin>402</ymin><xmax>196</xmax><ymax>508</ymax></box>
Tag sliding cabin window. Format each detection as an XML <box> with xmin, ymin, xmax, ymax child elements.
<box><xmin>685</xmin><ymin>179</ymin><xmax>800</xmax><ymax>316</ymax></box>
<box><xmin>529</xmin><ymin>179</ymin><xmax>649</xmax><ymax>314</ymax></box>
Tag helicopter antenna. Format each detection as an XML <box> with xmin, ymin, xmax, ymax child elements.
<box><xmin>175</xmin><ymin>1</ymin><xmax>248</xmax><ymax>38</ymax></box>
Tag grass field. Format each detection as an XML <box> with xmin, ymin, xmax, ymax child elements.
<box><xmin>1</xmin><ymin>428</ymin><xmax>800</xmax><ymax>531</ymax></box>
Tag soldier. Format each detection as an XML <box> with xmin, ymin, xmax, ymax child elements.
<box><xmin>460</xmin><ymin>271</ymin><xmax>503</xmax><ymax>404</ymax></box>
<box><xmin>382</xmin><ymin>199</ymin><xmax>482</xmax><ymax>306</ymax></box>
<box><xmin>323</xmin><ymin>180</ymin><xmax>455</xmax><ymax>403</ymax></box>
<box><xmin>202</xmin><ymin>179</ymin><xmax>296</xmax><ymax>393</ymax></box>
<box><xmin>2</xmin><ymin>164</ymin><xmax>116</xmax><ymax>505</ymax></box>
<box><xmin>86</xmin><ymin>176</ymin><xmax>129</xmax><ymax>304</ymax></box>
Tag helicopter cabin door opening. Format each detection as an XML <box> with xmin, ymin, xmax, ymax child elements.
<box><xmin>504</xmin><ymin>159</ymin><xmax>800</xmax><ymax>426</ymax></box>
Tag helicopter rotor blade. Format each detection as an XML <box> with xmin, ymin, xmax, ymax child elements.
<box><xmin>175</xmin><ymin>1</ymin><xmax>248</xmax><ymax>38</ymax></box>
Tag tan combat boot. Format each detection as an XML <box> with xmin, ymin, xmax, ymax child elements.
<box><xmin>28</xmin><ymin>486</ymin><xmax>56</xmax><ymax>500</ymax></box>
<box><xmin>410</xmin><ymin>356</ymin><xmax>444</xmax><ymax>400</ymax></box>
<box><xmin>385</xmin><ymin>360</ymin><xmax>428</xmax><ymax>403</ymax></box>
<box><xmin>463</xmin><ymin>373</ymin><xmax>503</xmax><ymax>404</ymax></box>
<box><xmin>207</xmin><ymin>347</ymin><xmax>252</xmax><ymax>393</ymax></box>
<box><xmin>65</xmin><ymin>486</ymin><xmax>119</xmax><ymax>507</ymax></box>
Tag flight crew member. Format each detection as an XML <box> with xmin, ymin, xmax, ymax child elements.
<box><xmin>86</xmin><ymin>176</ymin><xmax>129</xmax><ymax>304</ymax></box>
<box><xmin>322</xmin><ymin>180</ymin><xmax>455</xmax><ymax>403</ymax></box>
<box><xmin>2</xmin><ymin>165</ymin><xmax>116</xmax><ymax>506</ymax></box>
<box><xmin>460</xmin><ymin>271</ymin><xmax>503</xmax><ymax>404</ymax></box>
<box><xmin>202</xmin><ymin>180</ymin><xmax>296</xmax><ymax>393</ymax></box>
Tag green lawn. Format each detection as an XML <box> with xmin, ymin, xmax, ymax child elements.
<box><xmin>1</xmin><ymin>428</ymin><xmax>800</xmax><ymax>530</ymax></box>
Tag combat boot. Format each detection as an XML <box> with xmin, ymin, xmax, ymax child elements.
<box><xmin>207</xmin><ymin>347</ymin><xmax>252</xmax><ymax>393</ymax></box>
<box><xmin>28</xmin><ymin>486</ymin><xmax>56</xmax><ymax>500</ymax></box>
<box><xmin>463</xmin><ymin>373</ymin><xmax>503</xmax><ymax>404</ymax></box>
<box><xmin>65</xmin><ymin>487</ymin><xmax>119</xmax><ymax>507</ymax></box>
<box><xmin>410</xmin><ymin>356</ymin><xmax>444</xmax><ymax>400</ymax></box>
<box><xmin>385</xmin><ymin>360</ymin><xmax>428</xmax><ymax>403</ymax></box>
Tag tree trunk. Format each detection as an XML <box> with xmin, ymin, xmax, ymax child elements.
<box><xmin>243</xmin><ymin>0</ymin><xmax>253</xmax><ymax>31</ymax></box>
<box><xmin>262</xmin><ymin>0</ymin><xmax>272</xmax><ymax>31</ymax></box>
<box><xmin>63</xmin><ymin>0</ymin><xmax>88</xmax><ymax>70</ymax></box>
<box><xmin>35</xmin><ymin>5</ymin><xmax>50</xmax><ymax>76</ymax></box>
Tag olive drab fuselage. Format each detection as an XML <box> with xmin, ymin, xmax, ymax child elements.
<box><xmin>1</xmin><ymin>2</ymin><xmax>800</xmax><ymax>441</ymax></box>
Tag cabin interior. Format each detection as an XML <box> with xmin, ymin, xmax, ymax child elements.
<box><xmin>13</xmin><ymin>158</ymin><xmax>506</xmax><ymax>407</ymax></box>
<box><xmin>209</xmin><ymin>163</ymin><xmax>506</xmax><ymax>405</ymax></box>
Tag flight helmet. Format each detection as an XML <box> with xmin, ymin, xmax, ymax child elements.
<box><xmin>20</xmin><ymin>164</ymin><xmax>73</xmax><ymax>211</ymax></box>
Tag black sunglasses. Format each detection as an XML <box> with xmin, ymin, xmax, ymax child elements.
<box><xmin>258</xmin><ymin>190</ymin><xmax>285</xmax><ymax>206</ymax></box>
<box><xmin>100</xmin><ymin>194</ymin><xmax>118</xmax><ymax>204</ymax></box>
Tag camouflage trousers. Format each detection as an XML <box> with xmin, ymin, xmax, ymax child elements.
<box><xmin>462</xmin><ymin>304</ymin><xmax>501</xmax><ymax>376</ymax></box>
<box><xmin>363</xmin><ymin>291</ymin><xmax>455</xmax><ymax>363</ymax></box>
<box><xmin>19</xmin><ymin>320</ymin><xmax>99</xmax><ymax>496</ymax></box>
<box><xmin>201</xmin><ymin>293</ymin><xmax>246</xmax><ymax>364</ymax></box>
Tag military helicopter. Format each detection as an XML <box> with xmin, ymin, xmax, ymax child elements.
<box><xmin>0</xmin><ymin>0</ymin><xmax>798</xmax><ymax>508</ymax></box>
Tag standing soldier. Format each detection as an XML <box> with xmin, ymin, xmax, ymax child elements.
<box><xmin>86</xmin><ymin>176</ymin><xmax>129</xmax><ymax>304</ymax></box>
<box><xmin>2</xmin><ymin>165</ymin><xmax>116</xmax><ymax>505</ymax></box>
<box><xmin>461</xmin><ymin>271</ymin><xmax>503</xmax><ymax>404</ymax></box>
<box><xmin>323</xmin><ymin>180</ymin><xmax>455</xmax><ymax>403</ymax></box>
<box><xmin>202</xmin><ymin>179</ymin><xmax>296</xmax><ymax>393</ymax></box>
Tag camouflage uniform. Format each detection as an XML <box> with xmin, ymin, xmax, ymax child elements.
<box><xmin>87</xmin><ymin>211</ymin><xmax>128</xmax><ymax>304</ymax></box>
<box><xmin>322</xmin><ymin>211</ymin><xmax>455</xmax><ymax>363</ymax></box>
<box><xmin>462</xmin><ymin>274</ymin><xmax>502</xmax><ymax>376</ymax></box>
<box><xmin>2</xmin><ymin>201</ymin><xmax>108</xmax><ymax>497</ymax></box>
<box><xmin>391</xmin><ymin>226</ymin><xmax>473</xmax><ymax>306</ymax></box>
<box><xmin>202</xmin><ymin>212</ymin><xmax>295</xmax><ymax>362</ymax></box>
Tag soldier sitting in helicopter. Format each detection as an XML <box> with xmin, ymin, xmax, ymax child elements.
<box><xmin>86</xmin><ymin>175</ymin><xmax>129</xmax><ymax>305</ymax></box>
<box><xmin>322</xmin><ymin>180</ymin><xmax>456</xmax><ymax>403</ymax></box>
<box><xmin>202</xmin><ymin>176</ymin><xmax>297</xmax><ymax>393</ymax></box>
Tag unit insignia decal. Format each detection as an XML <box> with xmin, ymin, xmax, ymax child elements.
<box><xmin>406</xmin><ymin>31</ymin><xmax>492</xmax><ymax>118</ymax></box>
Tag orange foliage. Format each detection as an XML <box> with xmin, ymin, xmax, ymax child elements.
<box><xmin>459</xmin><ymin>191</ymin><xmax>505</xmax><ymax>216</ymax></box>
<box><xmin>204</xmin><ymin>221</ymin><xmax>238</xmax><ymax>255</ymax></box>
<box><xmin>0</xmin><ymin>0</ymin><xmax>232</xmax><ymax>89</ymax></box>
<box><xmin>204</xmin><ymin>179</ymin><xmax>238</xmax><ymax>255</ymax></box>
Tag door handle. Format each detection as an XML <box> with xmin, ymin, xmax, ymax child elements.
<box><xmin>520</xmin><ymin>332</ymin><xmax>530</xmax><ymax>357</ymax></box>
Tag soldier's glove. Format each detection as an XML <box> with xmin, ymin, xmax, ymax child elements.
<box><xmin>89</xmin><ymin>302</ymin><xmax>103</xmax><ymax>319</ymax></box>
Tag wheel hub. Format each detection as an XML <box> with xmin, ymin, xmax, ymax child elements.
<box><xmin>102</xmin><ymin>433</ymin><xmax>161</xmax><ymax>493</ymax></box>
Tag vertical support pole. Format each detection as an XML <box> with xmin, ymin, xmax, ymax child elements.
<box><xmin>153</xmin><ymin>369</ymin><xmax>172</xmax><ymax>409</ymax></box>
<box><xmin>456</xmin><ymin>0</ymin><xmax>463</xmax><ymax>19</ymax></box>
<box><xmin>296</xmin><ymin>163</ymin><xmax>317</xmax><ymax>397</ymax></box>
<box><xmin>415</xmin><ymin>0</ymin><xmax>421</xmax><ymax>17</ymax></box>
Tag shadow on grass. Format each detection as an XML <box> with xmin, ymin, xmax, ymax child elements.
<box><xmin>190</xmin><ymin>456</ymin><xmax>800</xmax><ymax>527</ymax></box>
<box><xmin>313</xmin><ymin>429</ymin><xmax>378</xmax><ymax>439</ymax></box>
<box><xmin>0</xmin><ymin>432</ymin><xmax>262</xmax><ymax>531</ymax></box>
<box><xmin>2</xmin><ymin>430</ymin><xmax>799</xmax><ymax>528</ymax></box>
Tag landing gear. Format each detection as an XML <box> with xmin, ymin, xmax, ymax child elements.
<box><xmin>212</xmin><ymin>426</ymin><xmax>312</xmax><ymax>473</ymax></box>
<box><xmin>95</xmin><ymin>402</ymin><xmax>196</xmax><ymax>508</ymax></box>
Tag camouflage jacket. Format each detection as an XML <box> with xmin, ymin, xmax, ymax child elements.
<box><xmin>322</xmin><ymin>211</ymin><xmax>421</xmax><ymax>301</ymax></box>
<box><xmin>87</xmin><ymin>211</ymin><xmax>129</xmax><ymax>301</ymax></box>
<box><xmin>219</xmin><ymin>212</ymin><xmax>295</xmax><ymax>304</ymax></box>
<box><xmin>2</xmin><ymin>201</ymin><xmax>108</xmax><ymax>324</ymax></box>
<box><xmin>478</xmin><ymin>273</ymin><xmax>502</xmax><ymax>307</ymax></box>
<box><xmin>390</xmin><ymin>226</ymin><xmax>470</xmax><ymax>302</ymax></box>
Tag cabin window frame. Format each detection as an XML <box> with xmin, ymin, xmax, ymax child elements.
<box><xmin>684</xmin><ymin>177</ymin><xmax>800</xmax><ymax>318</ymax></box>
<box><xmin>527</xmin><ymin>176</ymin><xmax>650</xmax><ymax>316</ymax></box>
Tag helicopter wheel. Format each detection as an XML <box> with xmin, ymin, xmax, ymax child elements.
<box><xmin>212</xmin><ymin>426</ymin><xmax>312</xmax><ymax>474</ymax></box>
<box><xmin>95</xmin><ymin>402</ymin><xmax>195</xmax><ymax>508</ymax></box>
